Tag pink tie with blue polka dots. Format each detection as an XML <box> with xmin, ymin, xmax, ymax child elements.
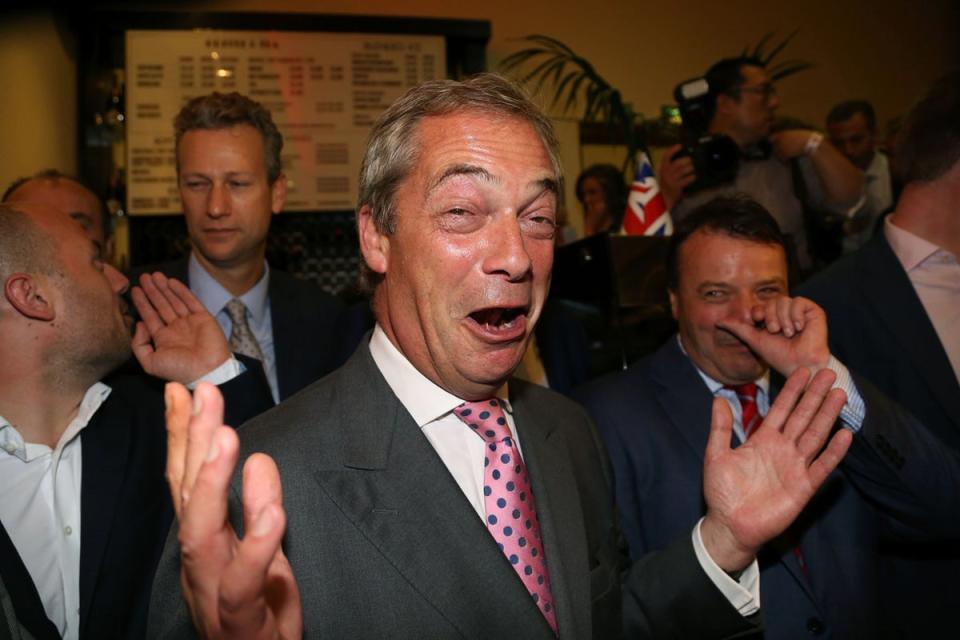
<box><xmin>454</xmin><ymin>399</ymin><xmax>558</xmax><ymax>634</ymax></box>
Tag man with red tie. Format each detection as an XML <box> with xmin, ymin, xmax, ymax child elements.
<box><xmin>574</xmin><ymin>194</ymin><xmax>960</xmax><ymax>639</ymax></box>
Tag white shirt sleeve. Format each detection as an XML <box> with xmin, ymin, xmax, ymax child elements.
<box><xmin>186</xmin><ymin>356</ymin><xmax>245</xmax><ymax>389</ymax></box>
<box><xmin>691</xmin><ymin>518</ymin><xmax>761</xmax><ymax>616</ymax></box>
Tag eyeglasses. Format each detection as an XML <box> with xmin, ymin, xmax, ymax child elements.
<box><xmin>735</xmin><ymin>82</ymin><xmax>777</xmax><ymax>101</ymax></box>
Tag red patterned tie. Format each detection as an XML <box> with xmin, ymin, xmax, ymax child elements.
<box><xmin>725</xmin><ymin>383</ymin><xmax>810</xmax><ymax>579</ymax></box>
<box><xmin>453</xmin><ymin>399</ymin><xmax>558</xmax><ymax>634</ymax></box>
<box><xmin>726</xmin><ymin>383</ymin><xmax>762</xmax><ymax>439</ymax></box>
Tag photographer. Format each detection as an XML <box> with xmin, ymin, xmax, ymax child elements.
<box><xmin>660</xmin><ymin>56</ymin><xmax>864</xmax><ymax>274</ymax></box>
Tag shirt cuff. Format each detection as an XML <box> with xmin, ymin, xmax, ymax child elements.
<box><xmin>825</xmin><ymin>355</ymin><xmax>865</xmax><ymax>432</ymax></box>
<box><xmin>186</xmin><ymin>356</ymin><xmax>245</xmax><ymax>389</ymax></box>
<box><xmin>692</xmin><ymin>518</ymin><xmax>761</xmax><ymax>616</ymax></box>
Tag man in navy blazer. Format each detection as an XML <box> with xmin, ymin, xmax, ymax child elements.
<box><xmin>0</xmin><ymin>202</ymin><xmax>273</xmax><ymax>640</ymax></box>
<box><xmin>150</xmin><ymin>91</ymin><xmax>369</xmax><ymax>403</ymax></box>
<box><xmin>574</xmin><ymin>195</ymin><xmax>960</xmax><ymax>639</ymax></box>
<box><xmin>800</xmin><ymin>72</ymin><xmax>960</xmax><ymax>637</ymax></box>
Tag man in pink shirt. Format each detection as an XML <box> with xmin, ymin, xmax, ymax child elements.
<box><xmin>800</xmin><ymin>71</ymin><xmax>960</xmax><ymax>638</ymax></box>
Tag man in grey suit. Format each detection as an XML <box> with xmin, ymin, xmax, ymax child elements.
<box><xmin>149</xmin><ymin>74</ymin><xmax>853</xmax><ymax>639</ymax></box>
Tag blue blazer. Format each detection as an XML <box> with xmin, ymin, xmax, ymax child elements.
<box><xmin>799</xmin><ymin>231</ymin><xmax>960</xmax><ymax>636</ymax></box>
<box><xmin>573</xmin><ymin>337</ymin><xmax>960</xmax><ymax>639</ymax></box>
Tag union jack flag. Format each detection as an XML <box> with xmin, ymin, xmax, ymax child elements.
<box><xmin>621</xmin><ymin>152</ymin><xmax>673</xmax><ymax>236</ymax></box>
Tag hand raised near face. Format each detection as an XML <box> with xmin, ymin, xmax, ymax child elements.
<box><xmin>165</xmin><ymin>382</ymin><xmax>303</xmax><ymax>640</ymax></box>
<box><xmin>131</xmin><ymin>273</ymin><xmax>231</xmax><ymax>383</ymax></box>
<box><xmin>718</xmin><ymin>295</ymin><xmax>832</xmax><ymax>378</ymax></box>
<box><xmin>699</xmin><ymin>367</ymin><xmax>853</xmax><ymax>572</ymax></box>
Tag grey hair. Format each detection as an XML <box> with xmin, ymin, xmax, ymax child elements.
<box><xmin>356</xmin><ymin>73</ymin><xmax>562</xmax><ymax>290</ymax></box>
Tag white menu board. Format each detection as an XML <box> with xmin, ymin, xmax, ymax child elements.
<box><xmin>126</xmin><ymin>30</ymin><xmax>445</xmax><ymax>215</ymax></box>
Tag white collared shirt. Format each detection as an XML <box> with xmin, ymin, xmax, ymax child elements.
<box><xmin>0</xmin><ymin>383</ymin><xmax>111</xmax><ymax>640</ymax></box>
<box><xmin>885</xmin><ymin>217</ymin><xmax>960</xmax><ymax>382</ymax></box>
<box><xmin>368</xmin><ymin>325</ymin><xmax>761</xmax><ymax>615</ymax></box>
<box><xmin>368</xmin><ymin>326</ymin><xmax>521</xmax><ymax>519</ymax></box>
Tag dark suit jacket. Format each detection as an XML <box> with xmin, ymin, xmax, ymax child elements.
<box><xmin>149</xmin><ymin>342</ymin><xmax>761</xmax><ymax>639</ymax></box>
<box><xmin>799</xmin><ymin>231</ymin><xmax>960</xmax><ymax>635</ymax></box>
<box><xmin>573</xmin><ymin>337</ymin><xmax>960</xmax><ymax>639</ymax></box>
<box><xmin>142</xmin><ymin>258</ymin><xmax>371</xmax><ymax>401</ymax></box>
<box><xmin>0</xmin><ymin>364</ymin><xmax>274</xmax><ymax>640</ymax></box>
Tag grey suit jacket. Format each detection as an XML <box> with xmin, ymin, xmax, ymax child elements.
<box><xmin>149</xmin><ymin>342</ymin><xmax>759</xmax><ymax>639</ymax></box>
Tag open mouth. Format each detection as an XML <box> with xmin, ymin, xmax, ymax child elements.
<box><xmin>467</xmin><ymin>306</ymin><xmax>529</xmax><ymax>339</ymax></box>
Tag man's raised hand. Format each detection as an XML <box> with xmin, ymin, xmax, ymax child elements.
<box><xmin>132</xmin><ymin>273</ymin><xmax>232</xmax><ymax>383</ymax></box>
<box><xmin>699</xmin><ymin>368</ymin><xmax>853</xmax><ymax>572</ymax></box>
<box><xmin>164</xmin><ymin>382</ymin><xmax>302</xmax><ymax>639</ymax></box>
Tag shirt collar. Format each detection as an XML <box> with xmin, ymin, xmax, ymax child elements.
<box><xmin>884</xmin><ymin>216</ymin><xmax>944</xmax><ymax>272</ymax></box>
<box><xmin>0</xmin><ymin>382</ymin><xmax>112</xmax><ymax>462</ymax></box>
<box><xmin>188</xmin><ymin>252</ymin><xmax>271</xmax><ymax>324</ymax></box>
<box><xmin>368</xmin><ymin>325</ymin><xmax>511</xmax><ymax>428</ymax></box>
<box><xmin>676</xmin><ymin>335</ymin><xmax>771</xmax><ymax>397</ymax></box>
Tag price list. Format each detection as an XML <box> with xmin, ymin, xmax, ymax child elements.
<box><xmin>126</xmin><ymin>30</ymin><xmax>445</xmax><ymax>215</ymax></box>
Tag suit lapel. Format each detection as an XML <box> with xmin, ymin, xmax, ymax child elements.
<box><xmin>510</xmin><ymin>382</ymin><xmax>590</xmax><ymax>640</ymax></box>
<box><xmin>857</xmin><ymin>235</ymin><xmax>960</xmax><ymax>429</ymax></box>
<box><xmin>78</xmin><ymin>395</ymin><xmax>130</xmax><ymax>635</ymax></box>
<box><xmin>312</xmin><ymin>350</ymin><xmax>554</xmax><ymax>640</ymax></box>
<box><xmin>266</xmin><ymin>273</ymin><xmax>297</xmax><ymax>400</ymax></box>
<box><xmin>649</xmin><ymin>339</ymin><xmax>714</xmax><ymax>463</ymax></box>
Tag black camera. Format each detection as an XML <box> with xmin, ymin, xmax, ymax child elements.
<box><xmin>672</xmin><ymin>77</ymin><xmax>740</xmax><ymax>193</ymax></box>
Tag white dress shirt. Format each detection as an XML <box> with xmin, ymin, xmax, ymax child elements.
<box><xmin>0</xmin><ymin>383</ymin><xmax>111</xmax><ymax>640</ymax></box>
<box><xmin>0</xmin><ymin>360</ymin><xmax>240</xmax><ymax>639</ymax></box>
<box><xmin>885</xmin><ymin>217</ymin><xmax>960</xmax><ymax>382</ymax></box>
<box><xmin>189</xmin><ymin>253</ymin><xmax>279</xmax><ymax>402</ymax></box>
<box><xmin>368</xmin><ymin>325</ymin><xmax>762</xmax><ymax>615</ymax></box>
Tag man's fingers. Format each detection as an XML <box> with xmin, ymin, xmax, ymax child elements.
<box><xmin>775</xmin><ymin>297</ymin><xmax>795</xmax><ymax>337</ymax></box>
<box><xmin>243</xmin><ymin>453</ymin><xmax>284</xmax><ymax>536</ymax></box>
<box><xmin>795</xmin><ymin>388</ymin><xmax>847</xmax><ymax>462</ymax></box>
<box><xmin>153</xmin><ymin>273</ymin><xmax>191</xmax><ymax>317</ymax></box>
<box><xmin>760</xmin><ymin>367</ymin><xmax>810</xmax><ymax>434</ymax></box>
<box><xmin>807</xmin><ymin>428</ymin><xmax>853</xmax><ymax>488</ymax></box>
<box><xmin>139</xmin><ymin>272</ymin><xmax>179</xmax><ymax>324</ymax></box>
<box><xmin>183</xmin><ymin>383</ymin><xmax>227</xmax><ymax>506</ymax></box>
<box><xmin>131</xmin><ymin>321</ymin><xmax>154</xmax><ymax>369</ymax></box>
<box><xmin>164</xmin><ymin>382</ymin><xmax>192</xmax><ymax>517</ymax></box>
<box><xmin>131</xmin><ymin>286</ymin><xmax>164</xmax><ymax>336</ymax></box>
<box><xmin>781</xmin><ymin>368</ymin><xmax>837</xmax><ymax>441</ymax></box>
<box><xmin>180</xmin><ymin>425</ymin><xmax>240</xmax><ymax>550</ymax></box>
<box><xmin>705</xmin><ymin>397</ymin><xmax>735</xmax><ymax>461</ymax></box>
<box><xmin>168</xmin><ymin>277</ymin><xmax>210</xmax><ymax>315</ymax></box>
<box><xmin>219</xmin><ymin>502</ymin><xmax>290</xmax><ymax>639</ymax></box>
<box><xmin>178</xmin><ymin>425</ymin><xmax>242</xmax><ymax>630</ymax></box>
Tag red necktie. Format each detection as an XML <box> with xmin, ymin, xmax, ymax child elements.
<box><xmin>453</xmin><ymin>399</ymin><xmax>558</xmax><ymax>634</ymax></box>
<box><xmin>725</xmin><ymin>382</ymin><xmax>762</xmax><ymax>439</ymax></box>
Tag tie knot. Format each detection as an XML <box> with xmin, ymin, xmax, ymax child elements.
<box><xmin>223</xmin><ymin>298</ymin><xmax>248</xmax><ymax>324</ymax></box>
<box><xmin>724</xmin><ymin>382</ymin><xmax>758</xmax><ymax>405</ymax></box>
<box><xmin>453</xmin><ymin>399</ymin><xmax>512</xmax><ymax>444</ymax></box>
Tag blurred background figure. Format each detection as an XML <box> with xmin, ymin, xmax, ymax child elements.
<box><xmin>826</xmin><ymin>100</ymin><xmax>894</xmax><ymax>253</ymax></box>
<box><xmin>574</xmin><ymin>163</ymin><xmax>628</xmax><ymax>236</ymax></box>
<box><xmin>3</xmin><ymin>169</ymin><xmax>113</xmax><ymax>261</ymax></box>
